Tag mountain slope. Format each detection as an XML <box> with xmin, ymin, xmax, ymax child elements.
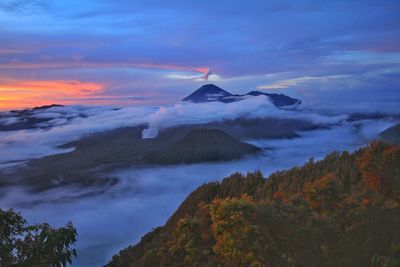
<box><xmin>246</xmin><ymin>90</ymin><xmax>301</xmax><ymax>107</ymax></box>
<box><xmin>182</xmin><ymin>84</ymin><xmax>233</xmax><ymax>103</ymax></box>
<box><xmin>144</xmin><ymin>128</ymin><xmax>260</xmax><ymax>164</ymax></box>
<box><xmin>380</xmin><ymin>123</ymin><xmax>400</xmax><ymax>145</ymax></box>
<box><xmin>182</xmin><ymin>84</ymin><xmax>301</xmax><ymax>107</ymax></box>
<box><xmin>107</xmin><ymin>142</ymin><xmax>400</xmax><ymax>267</ymax></box>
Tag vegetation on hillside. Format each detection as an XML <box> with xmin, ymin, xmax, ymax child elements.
<box><xmin>108</xmin><ymin>141</ymin><xmax>400</xmax><ymax>267</ymax></box>
<box><xmin>0</xmin><ymin>209</ymin><xmax>77</xmax><ymax>267</ymax></box>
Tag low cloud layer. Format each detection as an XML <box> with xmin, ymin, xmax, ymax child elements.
<box><xmin>0</xmin><ymin>97</ymin><xmax>377</xmax><ymax>166</ymax></box>
<box><xmin>142</xmin><ymin>96</ymin><xmax>348</xmax><ymax>138</ymax></box>
<box><xmin>0</xmin><ymin>117</ymin><xmax>397</xmax><ymax>266</ymax></box>
<box><xmin>142</xmin><ymin>95</ymin><xmax>277</xmax><ymax>138</ymax></box>
<box><xmin>0</xmin><ymin>105</ymin><xmax>154</xmax><ymax>164</ymax></box>
<box><xmin>0</xmin><ymin>96</ymin><xmax>353</xmax><ymax>166</ymax></box>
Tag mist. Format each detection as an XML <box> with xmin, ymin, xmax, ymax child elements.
<box><xmin>1</xmin><ymin>97</ymin><xmax>350</xmax><ymax>166</ymax></box>
<box><xmin>0</xmin><ymin>105</ymin><xmax>154</xmax><ymax>164</ymax></box>
<box><xmin>142</xmin><ymin>95</ymin><xmax>348</xmax><ymax>138</ymax></box>
<box><xmin>0</xmin><ymin>115</ymin><xmax>397</xmax><ymax>266</ymax></box>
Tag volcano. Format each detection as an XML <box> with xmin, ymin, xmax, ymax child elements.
<box><xmin>182</xmin><ymin>84</ymin><xmax>301</xmax><ymax>108</ymax></box>
<box><xmin>144</xmin><ymin>128</ymin><xmax>260</xmax><ymax>164</ymax></box>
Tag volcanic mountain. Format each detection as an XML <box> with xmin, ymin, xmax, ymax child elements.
<box><xmin>144</xmin><ymin>128</ymin><xmax>260</xmax><ymax>164</ymax></box>
<box><xmin>2</xmin><ymin>116</ymin><xmax>320</xmax><ymax>191</ymax></box>
<box><xmin>182</xmin><ymin>84</ymin><xmax>301</xmax><ymax>108</ymax></box>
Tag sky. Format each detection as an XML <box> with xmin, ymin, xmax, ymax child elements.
<box><xmin>0</xmin><ymin>0</ymin><xmax>400</xmax><ymax>110</ymax></box>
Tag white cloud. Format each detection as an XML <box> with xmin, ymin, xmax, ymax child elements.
<box><xmin>257</xmin><ymin>75</ymin><xmax>350</xmax><ymax>89</ymax></box>
<box><xmin>0</xmin><ymin>117</ymin><xmax>397</xmax><ymax>266</ymax></box>
<box><xmin>0</xmin><ymin>105</ymin><xmax>155</xmax><ymax>164</ymax></box>
<box><xmin>142</xmin><ymin>95</ymin><xmax>276</xmax><ymax>138</ymax></box>
<box><xmin>142</xmin><ymin>95</ymin><xmax>348</xmax><ymax>138</ymax></box>
<box><xmin>0</xmin><ymin>97</ymin><xmax>348</xmax><ymax>164</ymax></box>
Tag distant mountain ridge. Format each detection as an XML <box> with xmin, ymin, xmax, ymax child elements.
<box><xmin>0</xmin><ymin>104</ymin><xmax>67</xmax><ymax>131</ymax></box>
<box><xmin>182</xmin><ymin>84</ymin><xmax>301</xmax><ymax>108</ymax></box>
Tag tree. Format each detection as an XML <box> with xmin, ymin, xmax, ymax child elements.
<box><xmin>303</xmin><ymin>173</ymin><xmax>340</xmax><ymax>211</ymax></box>
<box><xmin>107</xmin><ymin>142</ymin><xmax>400</xmax><ymax>267</ymax></box>
<box><xmin>209</xmin><ymin>195</ymin><xmax>264</xmax><ymax>267</ymax></box>
<box><xmin>356</xmin><ymin>141</ymin><xmax>400</xmax><ymax>194</ymax></box>
<box><xmin>0</xmin><ymin>209</ymin><xmax>77</xmax><ymax>267</ymax></box>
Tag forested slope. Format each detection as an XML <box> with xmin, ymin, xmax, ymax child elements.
<box><xmin>107</xmin><ymin>141</ymin><xmax>400</xmax><ymax>267</ymax></box>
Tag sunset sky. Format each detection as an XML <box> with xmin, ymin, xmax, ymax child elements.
<box><xmin>1</xmin><ymin>0</ymin><xmax>399</xmax><ymax>109</ymax></box>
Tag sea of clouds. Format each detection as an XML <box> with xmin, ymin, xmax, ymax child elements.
<box><xmin>0</xmin><ymin>95</ymin><xmax>350</xmax><ymax>166</ymax></box>
<box><xmin>0</xmin><ymin>118</ymin><xmax>397</xmax><ymax>266</ymax></box>
<box><xmin>0</xmin><ymin>97</ymin><xmax>399</xmax><ymax>266</ymax></box>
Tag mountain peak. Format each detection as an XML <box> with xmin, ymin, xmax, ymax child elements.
<box><xmin>182</xmin><ymin>84</ymin><xmax>232</xmax><ymax>103</ymax></box>
<box><xmin>182</xmin><ymin>84</ymin><xmax>301</xmax><ymax>107</ymax></box>
<box><xmin>198</xmin><ymin>84</ymin><xmax>226</xmax><ymax>91</ymax></box>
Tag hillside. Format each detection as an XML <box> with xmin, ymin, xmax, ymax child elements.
<box><xmin>380</xmin><ymin>123</ymin><xmax>400</xmax><ymax>145</ymax></box>
<box><xmin>107</xmin><ymin>141</ymin><xmax>400</xmax><ymax>267</ymax></box>
<box><xmin>144</xmin><ymin>129</ymin><xmax>260</xmax><ymax>164</ymax></box>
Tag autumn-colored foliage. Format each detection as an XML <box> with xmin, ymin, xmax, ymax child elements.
<box><xmin>107</xmin><ymin>142</ymin><xmax>400</xmax><ymax>267</ymax></box>
<box><xmin>356</xmin><ymin>141</ymin><xmax>400</xmax><ymax>193</ymax></box>
<box><xmin>272</xmin><ymin>190</ymin><xmax>287</xmax><ymax>202</ymax></box>
<box><xmin>303</xmin><ymin>172</ymin><xmax>339</xmax><ymax>211</ymax></box>
<box><xmin>209</xmin><ymin>195</ymin><xmax>263</xmax><ymax>267</ymax></box>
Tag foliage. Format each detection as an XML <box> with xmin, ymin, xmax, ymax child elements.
<box><xmin>107</xmin><ymin>141</ymin><xmax>400</xmax><ymax>267</ymax></box>
<box><xmin>209</xmin><ymin>195</ymin><xmax>262</xmax><ymax>266</ymax></box>
<box><xmin>0</xmin><ymin>209</ymin><xmax>77</xmax><ymax>267</ymax></box>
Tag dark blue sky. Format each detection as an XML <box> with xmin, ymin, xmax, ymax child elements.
<box><xmin>0</xmin><ymin>0</ymin><xmax>399</xmax><ymax>109</ymax></box>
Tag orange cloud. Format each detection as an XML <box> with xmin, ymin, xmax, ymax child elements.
<box><xmin>0</xmin><ymin>80</ymin><xmax>104</xmax><ymax>109</ymax></box>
